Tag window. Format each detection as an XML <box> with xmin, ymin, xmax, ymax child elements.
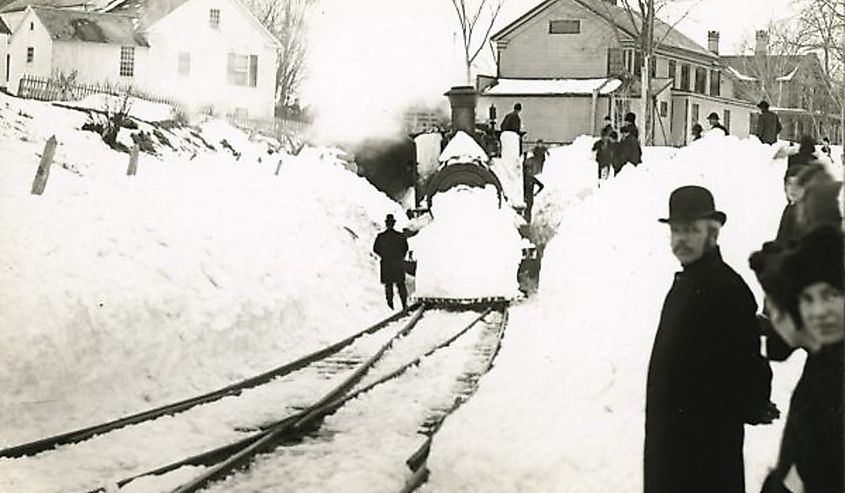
<box><xmin>606</xmin><ymin>48</ymin><xmax>624</xmax><ymax>75</ymax></box>
<box><xmin>694</xmin><ymin>67</ymin><xmax>707</xmax><ymax>94</ymax></box>
<box><xmin>119</xmin><ymin>46</ymin><xmax>134</xmax><ymax>77</ymax></box>
<box><xmin>660</xmin><ymin>101</ymin><xmax>668</xmax><ymax>117</ymax></box>
<box><xmin>633</xmin><ymin>51</ymin><xmax>643</xmax><ymax>76</ymax></box>
<box><xmin>623</xmin><ymin>49</ymin><xmax>635</xmax><ymax>74</ymax></box>
<box><xmin>723</xmin><ymin>110</ymin><xmax>731</xmax><ymax>132</ymax></box>
<box><xmin>209</xmin><ymin>8</ymin><xmax>220</xmax><ymax>29</ymax></box>
<box><xmin>649</xmin><ymin>57</ymin><xmax>656</xmax><ymax>78</ymax></box>
<box><xmin>178</xmin><ymin>52</ymin><xmax>190</xmax><ymax>76</ymax></box>
<box><xmin>26</xmin><ymin>47</ymin><xmax>34</xmax><ymax>63</ymax></box>
<box><xmin>29</xmin><ymin>22</ymin><xmax>34</xmax><ymax>30</ymax></box>
<box><xmin>680</xmin><ymin>64</ymin><xmax>690</xmax><ymax>91</ymax></box>
<box><xmin>691</xmin><ymin>103</ymin><xmax>700</xmax><ymax>124</ymax></box>
<box><xmin>227</xmin><ymin>53</ymin><xmax>257</xmax><ymax>87</ymax></box>
<box><xmin>709</xmin><ymin>70</ymin><xmax>721</xmax><ymax>97</ymax></box>
<box><xmin>668</xmin><ymin>60</ymin><xmax>676</xmax><ymax>86</ymax></box>
<box><xmin>548</xmin><ymin>19</ymin><xmax>580</xmax><ymax>34</ymax></box>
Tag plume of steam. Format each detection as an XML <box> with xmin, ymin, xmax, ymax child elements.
<box><xmin>302</xmin><ymin>0</ymin><xmax>464</xmax><ymax>143</ymax></box>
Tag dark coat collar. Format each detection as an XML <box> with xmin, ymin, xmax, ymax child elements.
<box><xmin>680</xmin><ymin>246</ymin><xmax>723</xmax><ymax>274</ymax></box>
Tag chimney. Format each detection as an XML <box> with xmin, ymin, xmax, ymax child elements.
<box><xmin>707</xmin><ymin>31</ymin><xmax>720</xmax><ymax>55</ymax></box>
<box><xmin>444</xmin><ymin>86</ymin><xmax>477</xmax><ymax>134</ymax></box>
<box><xmin>755</xmin><ymin>30</ymin><xmax>769</xmax><ymax>56</ymax></box>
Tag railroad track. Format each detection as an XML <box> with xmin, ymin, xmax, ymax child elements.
<box><xmin>0</xmin><ymin>301</ymin><xmax>508</xmax><ymax>493</ymax></box>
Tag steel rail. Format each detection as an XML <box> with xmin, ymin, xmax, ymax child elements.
<box><xmin>1</xmin><ymin>303</ymin><xmax>420</xmax><ymax>459</ymax></box>
<box><xmin>84</xmin><ymin>303</ymin><xmax>501</xmax><ymax>493</ymax></box>
<box><xmin>399</xmin><ymin>306</ymin><xmax>509</xmax><ymax>493</ymax></box>
<box><xmin>168</xmin><ymin>305</ymin><xmax>428</xmax><ymax>493</ymax></box>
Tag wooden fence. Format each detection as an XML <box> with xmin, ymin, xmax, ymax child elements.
<box><xmin>226</xmin><ymin>115</ymin><xmax>310</xmax><ymax>142</ymax></box>
<box><xmin>17</xmin><ymin>75</ymin><xmax>179</xmax><ymax>107</ymax></box>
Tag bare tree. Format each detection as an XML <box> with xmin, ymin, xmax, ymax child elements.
<box><xmin>243</xmin><ymin>0</ymin><xmax>315</xmax><ymax>118</ymax></box>
<box><xmin>450</xmin><ymin>0</ymin><xmax>506</xmax><ymax>85</ymax></box>
<box><xmin>602</xmin><ymin>0</ymin><xmax>701</xmax><ymax>144</ymax></box>
<box><xmin>734</xmin><ymin>20</ymin><xmax>812</xmax><ymax>105</ymax></box>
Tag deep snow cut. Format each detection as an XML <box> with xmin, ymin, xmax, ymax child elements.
<box><xmin>423</xmin><ymin>134</ymin><xmax>826</xmax><ymax>493</ymax></box>
<box><xmin>0</xmin><ymin>93</ymin><xmax>404</xmax><ymax>447</ymax></box>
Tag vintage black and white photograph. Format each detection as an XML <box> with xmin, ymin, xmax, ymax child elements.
<box><xmin>0</xmin><ymin>0</ymin><xmax>843</xmax><ymax>491</ymax></box>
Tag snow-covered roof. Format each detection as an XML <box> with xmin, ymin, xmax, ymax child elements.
<box><xmin>0</xmin><ymin>16</ymin><xmax>9</xmax><ymax>33</ymax></box>
<box><xmin>30</xmin><ymin>6</ymin><xmax>148</xmax><ymax>46</ymax></box>
<box><xmin>482</xmin><ymin>78</ymin><xmax>622</xmax><ymax>96</ymax></box>
<box><xmin>439</xmin><ymin>131</ymin><xmax>488</xmax><ymax>163</ymax></box>
<box><xmin>726</xmin><ymin>66</ymin><xmax>756</xmax><ymax>82</ymax></box>
<box><xmin>776</xmin><ymin>66</ymin><xmax>798</xmax><ymax>82</ymax></box>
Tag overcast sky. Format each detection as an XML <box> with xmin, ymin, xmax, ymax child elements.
<box><xmin>302</xmin><ymin>0</ymin><xmax>801</xmax><ymax>141</ymax></box>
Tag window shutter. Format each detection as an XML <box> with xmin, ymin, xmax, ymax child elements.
<box><xmin>227</xmin><ymin>53</ymin><xmax>235</xmax><ymax>85</ymax></box>
<box><xmin>249</xmin><ymin>55</ymin><xmax>258</xmax><ymax>87</ymax></box>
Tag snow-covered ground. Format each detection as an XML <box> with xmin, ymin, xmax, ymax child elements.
<box><xmin>2</xmin><ymin>89</ymin><xmax>842</xmax><ymax>493</ymax></box>
<box><xmin>0</xmin><ymin>92</ymin><xmax>404</xmax><ymax>449</ymax></box>
<box><xmin>423</xmin><ymin>134</ymin><xmax>838</xmax><ymax>492</ymax></box>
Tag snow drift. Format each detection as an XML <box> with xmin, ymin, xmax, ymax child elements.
<box><xmin>0</xmin><ymin>94</ymin><xmax>404</xmax><ymax>445</ymax></box>
<box><xmin>424</xmin><ymin>134</ymin><xmax>821</xmax><ymax>492</ymax></box>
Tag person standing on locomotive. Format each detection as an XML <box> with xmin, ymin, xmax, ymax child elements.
<box><xmin>373</xmin><ymin>214</ymin><xmax>408</xmax><ymax>310</ymax></box>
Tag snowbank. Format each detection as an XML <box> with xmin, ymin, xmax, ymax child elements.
<box><xmin>0</xmin><ymin>93</ymin><xmax>403</xmax><ymax>445</ymax></box>
<box><xmin>424</xmin><ymin>135</ymin><xmax>818</xmax><ymax>492</ymax></box>
<box><xmin>412</xmin><ymin>187</ymin><xmax>522</xmax><ymax>300</ymax></box>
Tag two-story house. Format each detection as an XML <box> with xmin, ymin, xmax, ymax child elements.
<box><xmin>0</xmin><ymin>0</ymin><xmax>281</xmax><ymax>118</ymax></box>
<box><xmin>721</xmin><ymin>30</ymin><xmax>842</xmax><ymax>143</ymax></box>
<box><xmin>479</xmin><ymin>0</ymin><xmax>758</xmax><ymax>146</ymax></box>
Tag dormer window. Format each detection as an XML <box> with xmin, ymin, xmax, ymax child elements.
<box><xmin>209</xmin><ymin>8</ymin><xmax>220</xmax><ymax>29</ymax></box>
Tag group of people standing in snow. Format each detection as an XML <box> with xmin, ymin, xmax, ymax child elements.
<box><xmin>645</xmin><ymin>140</ymin><xmax>842</xmax><ymax>493</ymax></box>
<box><xmin>592</xmin><ymin>112</ymin><xmax>643</xmax><ymax>180</ymax></box>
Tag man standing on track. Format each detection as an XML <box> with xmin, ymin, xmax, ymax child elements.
<box><xmin>373</xmin><ymin>214</ymin><xmax>408</xmax><ymax>310</ymax></box>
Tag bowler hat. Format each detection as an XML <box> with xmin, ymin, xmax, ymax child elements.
<box><xmin>658</xmin><ymin>186</ymin><xmax>727</xmax><ymax>224</ymax></box>
<box><xmin>707</xmin><ymin>112</ymin><xmax>720</xmax><ymax>121</ymax></box>
<box><xmin>385</xmin><ymin>214</ymin><xmax>396</xmax><ymax>225</ymax></box>
<box><xmin>757</xmin><ymin>100</ymin><xmax>770</xmax><ymax>110</ymax></box>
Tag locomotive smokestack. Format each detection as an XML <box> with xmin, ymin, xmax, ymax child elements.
<box><xmin>445</xmin><ymin>86</ymin><xmax>477</xmax><ymax>134</ymax></box>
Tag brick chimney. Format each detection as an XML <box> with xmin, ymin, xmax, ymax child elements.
<box><xmin>707</xmin><ymin>31</ymin><xmax>720</xmax><ymax>55</ymax></box>
<box><xmin>755</xmin><ymin>30</ymin><xmax>769</xmax><ymax>56</ymax></box>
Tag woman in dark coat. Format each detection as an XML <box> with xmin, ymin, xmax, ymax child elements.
<box><xmin>753</xmin><ymin>226</ymin><xmax>844</xmax><ymax>493</ymax></box>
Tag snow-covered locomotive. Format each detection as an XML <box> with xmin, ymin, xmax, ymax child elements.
<box><xmin>407</xmin><ymin>86</ymin><xmax>537</xmax><ymax>305</ymax></box>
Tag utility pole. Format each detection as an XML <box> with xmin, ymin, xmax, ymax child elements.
<box><xmin>641</xmin><ymin>0</ymin><xmax>655</xmax><ymax>145</ymax></box>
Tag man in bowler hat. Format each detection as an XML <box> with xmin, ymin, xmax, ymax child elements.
<box><xmin>373</xmin><ymin>214</ymin><xmax>408</xmax><ymax>310</ymax></box>
<box><xmin>645</xmin><ymin>186</ymin><xmax>776</xmax><ymax>493</ymax></box>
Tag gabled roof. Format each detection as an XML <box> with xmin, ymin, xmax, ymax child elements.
<box><xmin>720</xmin><ymin>54</ymin><xmax>814</xmax><ymax>82</ymax></box>
<box><xmin>482</xmin><ymin>77</ymin><xmax>622</xmax><ymax>96</ymax></box>
<box><xmin>0</xmin><ymin>0</ymin><xmax>92</xmax><ymax>13</ymax></box>
<box><xmin>29</xmin><ymin>6</ymin><xmax>148</xmax><ymax>45</ymax></box>
<box><xmin>105</xmin><ymin>0</ymin><xmax>280</xmax><ymax>47</ymax></box>
<box><xmin>0</xmin><ymin>16</ymin><xmax>10</xmax><ymax>33</ymax></box>
<box><xmin>105</xmin><ymin>0</ymin><xmax>188</xmax><ymax>28</ymax></box>
<box><xmin>492</xmin><ymin>0</ymin><xmax>715</xmax><ymax>60</ymax></box>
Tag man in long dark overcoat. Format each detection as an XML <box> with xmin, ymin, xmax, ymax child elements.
<box><xmin>756</xmin><ymin>100</ymin><xmax>782</xmax><ymax>144</ymax></box>
<box><xmin>373</xmin><ymin>214</ymin><xmax>408</xmax><ymax>310</ymax></box>
<box><xmin>645</xmin><ymin>186</ymin><xmax>775</xmax><ymax>493</ymax></box>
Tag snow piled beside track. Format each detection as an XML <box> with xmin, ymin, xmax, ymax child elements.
<box><xmin>424</xmin><ymin>135</ymin><xmax>823</xmax><ymax>492</ymax></box>
<box><xmin>0</xmin><ymin>93</ymin><xmax>404</xmax><ymax>447</ymax></box>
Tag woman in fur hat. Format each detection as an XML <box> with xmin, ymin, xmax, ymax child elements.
<box><xmin>752</xmin><ymin>225</ymin><xmax>844</xmax><ymax>493</ymax></box>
